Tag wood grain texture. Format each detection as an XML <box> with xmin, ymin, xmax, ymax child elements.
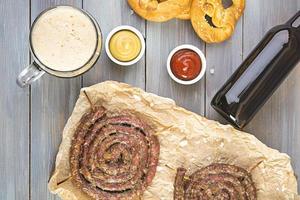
<box><xmin>146</xmin><ymin>20</ymin><xmax>205</xmax><ymax>115</ymax></box>
<box><xmin>0</xmin><ymin>1</ymin><xmax>30</xmax><ymax>199</ymax></box>
<box><xmin>30</xmin><ymin>1</ymin><xmax>82</xmax><ymax>200</ymax></box>
<box><xmin>1</xmin><ymin>0</ymin><xmax>300</xmax><ymax>199</ymax></box>
<box><xmin>83</xmin><ymin>0</ymin><xmax>145</xmax><ymax>89</ymax></box>
<box><xmin>243</xmin><ymin>0</ymin><xmax>300</xmax><ymax>191</ymax></box>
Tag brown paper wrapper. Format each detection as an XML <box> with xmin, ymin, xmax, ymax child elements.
<box><xmin>48</xmin><ymin>81</ymin><xmax>299</xmax><ymax>200</ymax></box>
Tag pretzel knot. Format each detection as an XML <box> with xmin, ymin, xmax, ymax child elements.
<box><xmin>128</xmin><ymin>0</ymin><xmax>191</xmax><ymax>22</ymax></box>
<box><xmin>176</xmin><ymin>0</ymin><xmax>193</xmax><ymax>20</ymax></box>
<box><xmin>191</xmin><ymin>0</ymin><xmax>245</xmax><ymax>43</ymax></box>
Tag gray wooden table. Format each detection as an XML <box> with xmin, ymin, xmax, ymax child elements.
<box><xmin>1</xmin><ymin>0</ymin><xmax>300</xmax><ymax>199</ymax></box>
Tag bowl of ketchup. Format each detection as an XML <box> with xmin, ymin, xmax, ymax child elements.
<box><xmin>167</xmin><ymin>44</ymin><xmax>206</xmax><ymax>85</ymax></box>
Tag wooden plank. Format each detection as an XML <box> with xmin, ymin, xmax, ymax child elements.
<box><xmin>205</xmin><ymin>18</ymin><xmax>243</xmax><ymax>122</ymax></box>
<box><xmin>146</xmin><ymin>20</ymin><xmax>205</xmax><ymax>115</ymax></box>
<box><xmin>0</xmin><ymin>1</ymin><xmax>30</xmax><ymax>199</ymax></box>
<box><xmin>83</xmin><ymin>1</ymin><xmax>145</xmax><ymax>89</ymax></box>
<box><xmin>243</xmin><ymin>0</ymin><xmax>300</xmax><ymax>191</ymax></box>
<box><xmin>30</xmin><ymin>1</ymin><xmax>82</xmax><ymax>200</ymax></box>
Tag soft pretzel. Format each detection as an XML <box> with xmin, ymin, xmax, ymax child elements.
<box><xmin>127</xmin><ymin>0</ymin><xmax>191</xmax><ymax>22</ymax></box>
<box><xmin>191</xmin><ymin>0</ymin><xmax>245</xmax><ymax>43</ymax></box>
<box><xmin>176</xmin><ymin>0</ymin><xmax>192</xmax><ymax>20</ymax></box>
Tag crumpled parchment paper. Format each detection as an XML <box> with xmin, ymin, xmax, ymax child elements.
<box><xmin>48</xmin><ymin>81</ymin><xmax>299</xmax><ymax>200</ymax></box>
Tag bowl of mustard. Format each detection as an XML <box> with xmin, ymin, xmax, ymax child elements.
<box><xmin>105</xmin><ymin>25</ymin><xmax>145</xmax><ymax>66</ymax></box>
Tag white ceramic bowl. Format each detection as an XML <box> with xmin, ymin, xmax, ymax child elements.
<box><xmin>105</xmin><ymin>25</ymin><xmax>145</xmax><ymax>66</ymax></box>
<box><xmin>167</xmin><ymin>44</ymin><xmax>206</xmax><ymax>85</ymax></box>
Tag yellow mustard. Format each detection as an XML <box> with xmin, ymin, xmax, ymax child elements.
<box><xmin>109</xmin><ymin>30</ymin><xmax>141</xmax><ymax>62</ymax></box>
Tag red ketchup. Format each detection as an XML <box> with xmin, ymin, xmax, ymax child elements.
<box><xmin>170</xmin><ymin>49</ymin><xmax>202</xmax><ymax>81</ymax></box>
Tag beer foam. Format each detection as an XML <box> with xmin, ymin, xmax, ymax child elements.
<box><xmin>31</xmin><ymin>6</ymin><xmax>98</xmax><ymax>71</ymax></box>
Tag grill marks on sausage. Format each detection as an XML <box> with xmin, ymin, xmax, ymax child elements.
<box><xmin>174</xmin><ymin>164</ymin><xmax>257</xmax><ymax>200</ymax></box>
<box><xmin>70</xmin><ymin>106</ymin><xmax>160</xmax><ymax>200</ymax></box>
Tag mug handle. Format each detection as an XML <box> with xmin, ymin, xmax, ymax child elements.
<box><xmin>17</xmin><ymin>62</ymin><xmax>45</xmax><ymax>87</ymax></box>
